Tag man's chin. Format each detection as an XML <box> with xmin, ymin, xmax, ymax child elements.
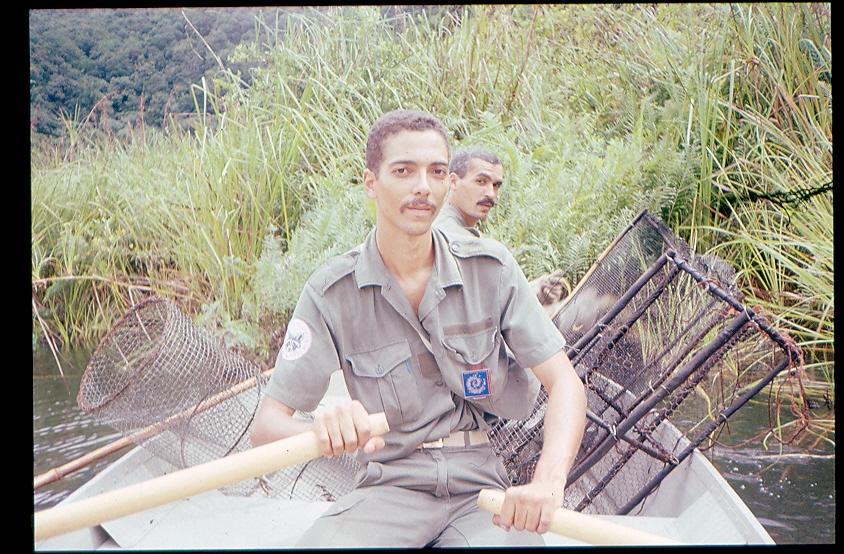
<box><xmin>400</xmin><ymin>220</ymin><xmax>435</xmax><ymax>237</ymax></box>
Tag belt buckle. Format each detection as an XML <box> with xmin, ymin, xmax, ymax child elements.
<box><xmin>421</xmin><ymin>438</ymin><xmax>444</xmax><ymax>449</ymax></box>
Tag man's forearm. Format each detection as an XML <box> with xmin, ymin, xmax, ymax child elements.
<box><xmin>531</xmin><ymin>354</ymin><xmax>587</xmax><ymax>486</ymax></box>
<box><xmin>250</xmin><ymin>396</ymin><xmax>313</xmax><ymax>447</ymax></box>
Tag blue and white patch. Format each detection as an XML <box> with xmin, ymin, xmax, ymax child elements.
<box><xmin>462</xmin><ymin>368</ymin><xmax>491</xmax><ymax>398</ymax></box>
<box><xmin>280</xmin><ymin>318</ymin><xmax>312</xmax><ymax>361</ymax></box>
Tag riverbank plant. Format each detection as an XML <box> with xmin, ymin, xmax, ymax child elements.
<box><xmin>31</xmin><ymin>4</ymin><xmax>832</xmax><ymax>446</ymax></box>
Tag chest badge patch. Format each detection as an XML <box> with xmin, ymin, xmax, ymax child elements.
<box><xmin>280</xmin><ymin>318</ymin><xmax>312</xmax><ymax>361</ymax></box>
<box><xmin>462</xmin><ymin>368</ymin><xmax>492</xmax><ymax>399</ymax></box>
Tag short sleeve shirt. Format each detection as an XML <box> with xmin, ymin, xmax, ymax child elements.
<box><xmin>266</xmin><ymin>227</ymin><xmax>566</xmax><ymax>464</ymax></box>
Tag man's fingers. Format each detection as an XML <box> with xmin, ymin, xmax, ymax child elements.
<box><xmin>523</xmin><ymin>506</ymin><xmax>541</xmax><ymax>534</ymax></box>
<box><xmin>323</xmin><ymin>413</ymin><xmax>345</xmax><ymax>456</ymax></box>
<box><xmin>313</xmin><ymin>416</ymin><xmax>332</xmax><ymax>456</ymax></box>
<box><xmin>350</xmin><ymin>401</ymin><xmax>372</xmax><ymax>451</ymax></box>
<box><xmin>363</xmin><ymin>435</ymin><xmax>384</xmax><ymax>454</ymax></box>
<box><xmin>313</xmin><ymin>402</ymin><xmax>380</xmax><ymax>456</ymax></box>
<box><xmin>512</xmin><ymin>502</ymin><xmax>529</xmax><ymax>532</ymax></box>
<box><xmin>337</xmin><ymin>405</ymin><xmax>359</xmax><ymax>453</ymax></box>
<box><xmin>498</xmin><ymin>494</ymin><xmax>516</xmax><ymax>532</ymax></box>
<box><xmin>537</xmin><ymin>506</ymin><xmax>554</xmax><ymax>535</ymax></box>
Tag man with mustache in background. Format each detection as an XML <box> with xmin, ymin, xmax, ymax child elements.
<box><xmin>251</xmin><ymin>110</ymin><xmax>586</xmax><ymax>547</ymax></box>
<box><xmin>436</xmin><ymin>145</ymin><xmax>569</xmax><ymax>315</ymax></box>
<box><xmin>436</xmin><ymin>145</ymin><xmax>504</xmax><ymax>239</ymax></box>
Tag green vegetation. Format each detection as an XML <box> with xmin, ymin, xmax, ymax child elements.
<box><xmin>29</xmin><ymin>8</ymin><xmax>267</xmax><ymax>139</ymax></box>
<box><xmin>31</xmin><ymin>5</ymin><xmax>832</xmax><ymax>447</ymax></box>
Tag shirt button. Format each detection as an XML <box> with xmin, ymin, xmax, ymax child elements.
<box><xmin>450</xmin><ymin>243</ymin><xmax>461</xmax><ymax>253</ymax></box>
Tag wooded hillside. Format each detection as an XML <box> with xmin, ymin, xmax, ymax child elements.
<box><xmin>29</xmin><ymin>8</ymin><xmax>267</xmax><ymax>137</ymax></box>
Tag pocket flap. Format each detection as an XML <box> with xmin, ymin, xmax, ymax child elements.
<box><xmin>443</xmin><ymin>326</ymin><xmax>498</xmax><ymax>365</ymax></box>
<box><xmin>347</xmin><ymin>340</ymin><xmax>413</xmax><ymax>378</ymax></box>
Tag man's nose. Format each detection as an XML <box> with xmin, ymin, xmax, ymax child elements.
<box><xmin>485</xmin><ymin>182</ymin><xmax>497</xmax><ymax>200</ymax></box>
<box><xmin>412</xmin><ymin>171</ymin><xmax>432</xmax><ymax>195</ymax></box>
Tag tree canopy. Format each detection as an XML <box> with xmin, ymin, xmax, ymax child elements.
<box><xmin>29</xmin><ymin>7</ymin><xmax>268</xmax><ymax>137</ymax></box>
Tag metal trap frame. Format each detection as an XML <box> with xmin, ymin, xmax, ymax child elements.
<box><xmin>488</xmin><ymin>211</ymin><xmax>802</xmax><ymax>515</ymax></box>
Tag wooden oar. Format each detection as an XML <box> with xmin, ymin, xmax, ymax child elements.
<box><xmin>34</xmin><ymin>412</ymin><xmax>389</xmax><ymax>543</ymax></box>
<box><xmin>34</xmin><ymin>368</ymin><xmax>275</xmax><ymax>490</ymax></box>
<box><xmin>477</xmin><ymin>489</ymin><xmax>680</xmax><ymax>545</ymax></box>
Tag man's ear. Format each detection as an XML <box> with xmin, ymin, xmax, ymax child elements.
<box><xmin>448</xmin><ymin>172</ymin><xmax>458</xmax><ymax>192</ymax></box>
<box><xmin>363</xmin><ymin>168</ymin><xmax>377</xmax><ymax>199</ymax></box>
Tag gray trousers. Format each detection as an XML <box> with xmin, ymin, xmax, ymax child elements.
<box><xmin>295</xmin><ymin>444</ymin><xmax>545</xmax><ymax>547</ymax></box>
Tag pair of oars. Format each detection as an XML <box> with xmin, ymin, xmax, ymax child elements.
<box><xmin>34</xmin><ymin>413</ymin><xmax>677</xmax><ymax>545</ymax></box>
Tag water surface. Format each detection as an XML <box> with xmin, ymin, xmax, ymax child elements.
<box><xmin>33</xmin><ymin>348</ymin><xmax>834</xmax><ymax>543</ymax></box>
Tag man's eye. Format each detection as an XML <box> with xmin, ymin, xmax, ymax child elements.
<box><xmin>394</xmin><ymin>167</ymin><xmax>409</xmax><ymax>176</ymax></box>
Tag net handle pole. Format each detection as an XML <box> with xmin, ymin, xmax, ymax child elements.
<box><xmin>34</xmin><ymin>368</ymin><xmax>276</xmax><ymax>491</ymax></box>
<box><xmin>34</xmin><ymin>412</ymin><xmax>388</xmax><ymax>543</ymax></box>
<box><xmin>476</xmin><ymin>489</ymin><xmax>680</xmax><ymax>545</ymax></box>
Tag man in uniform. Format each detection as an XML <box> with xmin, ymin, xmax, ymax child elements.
<box><xmin>250</xmin><ymin>110</ymin><xmax>586</xmax><ymax>547</ymax></box>
<box><xmin>436</xmin><ymin>145</ymin><xmax>504</xmax><ymax>239</ymax></box>
<box><xmin>436</xmin><ymin>145</ymin><xmax>569</xmax><ymax>315</ymax></box>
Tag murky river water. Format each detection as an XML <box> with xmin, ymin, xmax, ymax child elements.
<box><xmin>33</xmin><ymin>347</ymin><xmax>834</xmax><ymax>544</ymax></box>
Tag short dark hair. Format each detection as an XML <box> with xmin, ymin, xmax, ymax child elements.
<box><xmin>365</xmin><ymin>110</ymin><xmax>451</xmax><ymax>173</ymax></box>
<box><xmin>448</xmin><ymin>145</ymin><xmax>502</xmax><ymax>178</ymax></box>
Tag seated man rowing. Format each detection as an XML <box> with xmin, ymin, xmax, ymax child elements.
<box><xmin>251</xmin><ymin>109</ymin><xmax>586</xmax><ymax>547</ymax></box>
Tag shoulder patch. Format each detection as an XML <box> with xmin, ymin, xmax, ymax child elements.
<box><xmin>447</xmin><ymin>235</ymin><xmax>510</xmax><ymax>265</ymax></box>
<box><xmin>280</xmin><ymin>318</ymin><xmax>312</xmax><ymax>361</ymax></box>
<box><xmin>308</xmin><ymin>247</ymin><xmax>361</xmax><ymax>296</ymax></box>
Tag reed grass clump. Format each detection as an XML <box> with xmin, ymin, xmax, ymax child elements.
<box><xmin>32</xmin><ymin>5</ymin><xmax>831</xmax><ymax>443</ymax></box>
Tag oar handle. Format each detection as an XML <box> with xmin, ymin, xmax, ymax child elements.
<box><xmin>477</xmin><ymin>488</ymin><xmax>680</xmax><ymax>546</ymax></box>
<box><xmin>34</xmin><ymin>412</ymin><xmax>389</xmax><ymax>543</ymax></box>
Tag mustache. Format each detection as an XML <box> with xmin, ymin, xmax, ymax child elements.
<box><xmin>477</xmin><ymin>197</ymin><xmax>495</xmax><ymax>208</ymax></box>
<box><xmin>401</xmin><ymin>198</ymin><xmax>437</xmax><ymax>211</ymax></box>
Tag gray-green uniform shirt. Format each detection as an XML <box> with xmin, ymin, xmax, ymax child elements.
<box><xmin>435</xmin><ymin>202</ymin><xmax>481</xmax><ymax>238</ymax></box>
<box><xmin>267</xmin><ymin>226</ymin><xmax>566</xmax><ymax>465</ymax></box>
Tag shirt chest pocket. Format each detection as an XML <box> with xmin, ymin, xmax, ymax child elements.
<box><xmin>345</xmin><ymin>339</ymin><xmax>423</xmax><ymax>429</ymax></box>
<box><xmin>442</xmin><ymin>326</ymin><xmax>504</xmax><ymax>398</ymax></box>
<box><xmin>443</xmin><ymin>326</ymin><xmax>500</xmax><ymax>366</ymax></box>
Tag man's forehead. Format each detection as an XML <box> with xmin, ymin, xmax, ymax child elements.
<box><xmin>466</xmin><ymin>157</ymin><xmax>504</xmax><ymax>178</ymax></box>
<box><xmin>381</xmin><ymin>129</ymin><xmax>449</xmax><ymax>165</ymax></box>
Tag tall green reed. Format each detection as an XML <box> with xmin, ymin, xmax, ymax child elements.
<box><xmin>32</xmin><ymin>5</ymin><xmax>832</xmax><ymax>442</ymax></box>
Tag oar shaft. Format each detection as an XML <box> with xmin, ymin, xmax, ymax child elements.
<box><xmin>34</xmin><ymin>412</ymin><xmax>388</xmax><ymax>543</ymax></box>
<box><xmin>477</xmin><ymin>489</ymin><xmax>679</xmax><ymax>545</ymax></box>
<box><xmin>35</xmin><ymin>369</ymin><xmax>277</xmax><ymax>491</ymax></box>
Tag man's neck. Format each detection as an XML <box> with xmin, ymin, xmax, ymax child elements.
<box><xmin>448</xmin><ymin>199</ymin><xmax>478</xmax><ymax>228</ymax></box>
<box><xmin>374</xmin><ymin>226</ymin><xmax>435</xmax><ymax>282</ymax></box>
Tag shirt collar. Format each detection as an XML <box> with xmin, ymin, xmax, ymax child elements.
<box><xmin>440</xmin><ymin>202</ymin><xmax>471</xmax><ymax>226</ymax></box>
<box><xmin>354</xmin><ymin>227</ymin><xmax>464</xmax><ymax>290</ymax></box>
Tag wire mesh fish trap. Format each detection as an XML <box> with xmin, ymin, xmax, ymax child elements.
<box><xmin>77</xmin><ymin>297</ymin><xmax>265</xmax><ymax>486</ymax></box>
<box><xmin>488</xmin><ymin>211</ymin><xmax>802</xmax><ymax>515</ymax></box>
<box><xmin>76</xmin><ymin>296</ymin><xmax>361</xmax><ymax>501</ymax></box>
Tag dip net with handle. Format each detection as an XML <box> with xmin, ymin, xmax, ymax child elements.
<box><xmin>76</xmin><ymin>210</ymin><xmax>802</xmax><ymax>511</ymax></box>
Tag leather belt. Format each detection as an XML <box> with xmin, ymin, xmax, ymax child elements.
<box><xmin>416</xmin><ymin>430</ymin><xmax>490</xmax><ymax>449</ymax></box>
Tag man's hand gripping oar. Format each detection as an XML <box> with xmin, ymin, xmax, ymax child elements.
<box><xmin>33</xmin><ymin>410</ymin><xmax>388</xmax><ymax>542</ymax></box>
